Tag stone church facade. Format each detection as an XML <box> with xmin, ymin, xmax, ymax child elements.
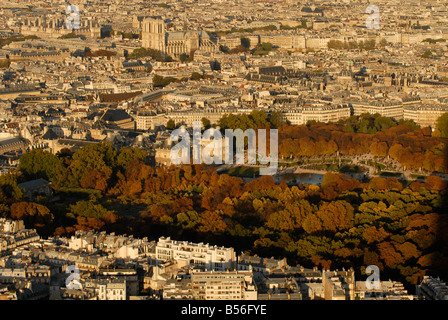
<box><xmin>142</xmin><ymin>18</ymin><xmax>217</xmax><ymax>58</ymax></box>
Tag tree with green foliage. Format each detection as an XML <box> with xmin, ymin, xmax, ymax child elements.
<box><xmin>56</xmin><ymin>141</ymin><xmax>117</xmax><ymax>189</ymax></box>
<box><xmin>0</xmin><ymin>174</ymin><xmax>23</xmax><ymax>203</ymax></box>
<box><xmin>166</xmin><ymin>119</ymin><xmax>175</xmax><ymax>130</ymax></box>
<box><xmin>218</xmin><ymin>113</ymin><xmax>255</xmax><ymax>131</ymax></box>
<box><xmin>345</xmin><ymin>124</ymin><xmax>355</xmax><ymax>133</ymax></box>
<box><xmin>116</xmin><ymin>147</ymin><xmax>147</xmax><ymax>171</ymax></box>
<box><xmin>153</xmin><ymin>74</ymin><xmax>176</xmax><ymax>87</ymax></box>
<box><xmin>72</xmin><ymin>141</ymin><xmax>117</xmax><ymax>172</ymax></box>
<box><xmin>0</xmin><ymin>59</ymin><xmax>11</xmax><ymax>68</ymax></box>
<box><xmin>19</xmin><ymin>149</ymin><xmax>63</xmax><ymax>181</ymax></box>
<box><xmin>179</xmin><ymin>53</ymin><xmax>188</xmax><ymax>63</ymax></box>
<box><xmin>436</xmin><ymin>113</ymin><xmax>448</xmax><ymax>138</ymax></box>
<box><xmin>58</xmin><ymin>32</ymin><xmax>78</xmax><ymax>39</ymax></box>
<box><xmin>421</xmin><ymin>50</ymin><xmax>432</xmax><ymax>59</ymax></box>
<box><xmin>129</xmin><ymin>47</ymin><xmax>173</xmax><ymax>62</ymax></box>
<box><xmin>398</xmin><ymin>119</ymin><xmax>419</xmax><ymax>131</ymax></box>
<box><xmin>219</xmin><ymin>45</ymin><xmax>230</xmax><ymax>53</ymax></box>
<box><xmin>269</xmin><ymin>111</ymin><xmax>284</xmax><ymax>128</ymax></box>
<box><xmin>374</xmin><ymin>116</ymin><xmax>396</xmax><ymax>132</ymax></box>
<box><xmin>201</xmin><ymin>117</ymin><xmax>211</xmax><ymax>129</ymax></box>
<box><xmin>190</xmin><ymin>72</ymin><xmax>203</xmax><ymax>81</ymax></box>
<box><xmin>176</xmin><ymin>210</ymin><xmax>199</xmax><ymax>229</ymax></box>
<box><xmin>241</xmin><ymin>37</ymin><xmax>251</xmax><ymax>49</ymax></box>
<box><xmin>252</xmin><ymin>42</ymin><xmax>275</xmax><ymax>55</ymax></box>
<box><xmin>328</xmin><ymin>39</ymin><xmax>376</xmax><ymax>51</ymax></box>
<box><xmin>423</xmin><ymin>38</ymin><xmax>446</xmax><ymax>44</ymax></box>
<box><xmin>250</xmin><ymin>110</ymin><xmax>268</xmax><ymax>127</ymax></box>
<box><xmin>261</xmin><ymin>42</ymin><xmax>273</xmax><ymax>51</ymax></box>
<box><xmin>121</xmin><ymin>32</ymin><xmax>139</xmax><ymax>39</ymax></box>
<box><xmin>0</xmin><ymin>35</ymin><xmax>39</xmax><ymax>49</ymax></box>
<box><xmin>67</xmin><ymin>200</ymin><xmax>109</xmax><ymax>219</ymax></box>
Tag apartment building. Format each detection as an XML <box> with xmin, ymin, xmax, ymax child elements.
<box><xmin>58</xmin><ymin>288</ymin><xmax>97</xmax><ymax>300</ymax></box>
<box><xmin>99</xmin><ymin>269</ymin><xmax>139</xmax><ymax>297</ymax></box>
<box><xmin>305</xmin><ymin>37</ymin><xmax>331</xmax><ymax>50</ymax></box>
<box><xmin>282</xmin><ymin>109</ymin><xmax>303</xmax><ymax>125</ymax></box>
<box><xmin>20</xmin><ymin>16</ymin><xmax>102</xmax><ymax>39</ymax></box>
<box><xmin>163</xmin><ymin>278</ymin><xmax>193</xmax><ymax>300</ymax></box>
<box><xmin>403</xmin><ymin>104</ymin><xmax>448</xmax><ymax>128</ymax></box>
<box><xmin>416</xmin><ymin>276</ymin><xmax>448</xmax><ymax>300</ymax></box>
<box><xmin>302</xmin><ymin>104</ymin><xmax>351</xmax><ymax>123</ymax></box>
<box><xmin>322</xmin><ymin>269</ymin><xmax>355</xmax><ymax>300</ymax></box>
<box><xmin>155</xmin><ymin>146</ymin><xmax>173</xmax><ymax>166</ymax></box>
<box><xmin>354</xmin><ymin>280</ymin><xmax>414</xmax><ymax>300</ymax></box>
<box><xmin>258</xmin><ymin>277</ymin><xmax>302</xmax><ymax>300</ymax></box>
<box><xmin>0</xmin><ymin>229</ymin><xmax>40</xmax><ymax>252</ymax></box>
<box><xmin>280</xmin><ymin>104</ymin><xmax>350</xmax><ymax>125</ymax></box>
<box><xmin>259</xmin><ymin>35</ymin><xmax>306</xmax><ymax>50</ymax></box>
<box><xmin>166</xmin><ymin>108</ymin><xmax>247</xmax><ymax>127</ymax></box>
<box><xmin>191</xmin><ymin>269</ymin><xmax>257</xmax><ymax>300</ymax></box>
<box><xmin>237</xmin><ymin>254</ymin><xmax>288</xmax><ymax>275</ymax></box>
<box><xmin>0</xmin><ymin>266</ymin><xmax>52</xmax><ymax>285</ymax></box>
<box><xmin>0</xmin><ymin>218</ymin><xmax>24</xmax><ymax>234</ymax></box>
<box><xmin>0</xmin><ymin>136</ymin><xmax>28</xmax><ymax>156</ymax></box>
<box><xmin>351</xmin><ymin>101</ymin><xmax>404</xmax><ymax>120</ymax></box>
<box><xmin>155</xmin><ymin>237</ymin><xmax>235</xmax><ymax>271</ymax></box>
<box><xmin>84</xmin><ymin>278</ymin><xmax>127</xmax><ymax>300</ymax></box>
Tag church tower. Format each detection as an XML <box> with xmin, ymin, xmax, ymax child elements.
<box><xmin>142</xmin><ymin>18</ymin><xmax>166</xmax><ymax>52</ymax></box>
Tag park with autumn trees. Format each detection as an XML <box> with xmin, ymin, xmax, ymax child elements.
<box><xmin>0</xmin><ymin>112</ymin><xmax>447</xmax><ymax>292</ymax></box>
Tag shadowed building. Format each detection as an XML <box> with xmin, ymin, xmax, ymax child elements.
<box><xmin>18</xmin><ymin>178</ymin><xmax>52</xmax><ymax>201</ymax></box>
<box><xmin>95</xmin><ymin>109</ymin><xmax>135</xmax><ymax>130</ymax></box>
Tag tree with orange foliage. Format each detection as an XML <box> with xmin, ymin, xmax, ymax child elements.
<box><xmin>298</xmin><ymin>137</ymin><xmax>316</xmax><ymax>156</ymax></box>
<box><xmin>311</xmin><ymin>255</ymin><xmax>332</xmax><ymax>270</ymax></box>
<box><xmin>363</xmin><ymin>250</ymin><xmax>382</xmax><ymax>269</ymax></box>
<box><xmin>362</xmin><ymin>226</ymin><xmax>391</xmax><ymax>244</ymax></box>
<box><xmin>333</xmin><ymin>247</ymin><xmax>353</xmax><ymax>259</ymax></box>
<box><xmin>80</xmin><ymin>169</ymin><xmax>110</xmax><ymax>192</ymax></box>
<box><xmin>75</xmin><ymin>216</ymin><xmax>105</xmax><ymax>231</ymax></box>
<box><xmin>396</xmin><ymin>242</ymin><xmax>420</xmax><ymax>261</ymax></box>
<box><xmin>243</xmin><ymin>175</ymin><xmax>275</xmax><ymax>192</ymax></box>
<box><xmin>53</xmin><ymin>226</ymin><xmax>76</xmax><ymax>237</ymax></box>
<box><xmin>321</xmin><ymin>173</ymin><xmax>361</xmax><ymax>200</ymax></box>
<box><xmin>302</xmin><ymin>200</ymin><xmax>353</xmax><ymax>234</ymax></box>
<box><xmin>388</xmin><ymin>143</ymin><xmax>404</xmax><ymax>161</ymax></box>
<box><xmin>170</xmin><ymin>196</ymin><xmax>194</xmax><ymax>215</ymax></box>
<box><xmin>197</xmin><ymin>211</ymin><xmax>227</xmax><ymax>233</ymax></box>
<box><xmin>10</xmin><ymin>202</ymin><xmax>53</xmax><ymax>229</ymax></box>
<box><xmin>266</xmin><ymin>210</ymin><xmax>299</xmax><ymax>231</ymax></box>
<box><xmin>102</xmin><ymin>211</ymin><xmax>119</xmax><ymax>224</ymax></box>
<box><xmin>125</xmin><ymin>159</ymin><xmax>152</xmax><ymax>182</ymax></box>
<box><xmin>377</xmin><ymin>241</ymin><xmax>405</xmax><ymax>267</ymax></box>
<box><xmin>407</xmin><ymin>213</ymin><xmax>439</xmax><ymax>233</ymax></box>
<box><xmin>370</xmin><ymin>141</ymin><xmax>389</xmax><ymax>157</ymax></box>
<box><xmin>409</xmin><ymin>181</ymin><xmax>426</xmax><ymax>192</ymax></box>
<box><xmin>368</xmin><ymin>177</ymin><xmax>403</xmax><ymax>191</ymax></box>
<box><xmin>424</xmin><ymin>175</ymin><xmax>447</xmax><ymax>191</ymax></box>
<box><xmin>422</xmin><ymin>152</ymin><xmax>437</xmax><ymax>172</ymax></box>
<box><xmin>217</xmin><ymin>197</ymin><xmax>236</xmax><ymax>217</ymax></box>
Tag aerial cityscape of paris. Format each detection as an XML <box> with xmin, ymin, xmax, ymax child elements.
<box><xmin>0</xmin><ymin>0</ymin><xmax>448</xmax><ymax>307</ymax></box>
